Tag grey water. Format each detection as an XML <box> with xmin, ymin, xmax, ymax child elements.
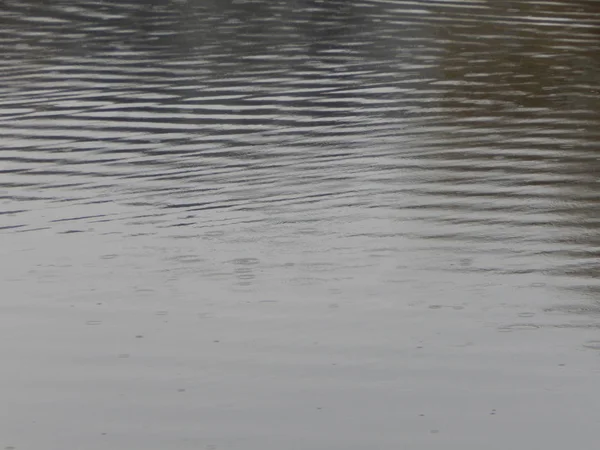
<box><xmin>1</xmin><ymin>0</ymin><xmax>600</xmax><ymax>448</ymax></box>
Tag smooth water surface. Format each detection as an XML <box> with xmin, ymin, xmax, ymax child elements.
<box><xmin>1</xmin><ymin>1</ymin><xmax>600</xmax><ymax>448</ymax></box>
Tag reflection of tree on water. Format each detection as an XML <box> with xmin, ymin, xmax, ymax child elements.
<box><xmin>434</xmin><ymin>1</ymin><xmax>600</xmax><ymax>112</ymax></box>
<box><xmin>420</xmin><ymin>1</ymin><xmax>600</xmax><ymax>299</ymax></box>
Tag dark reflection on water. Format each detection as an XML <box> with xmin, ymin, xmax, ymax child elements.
<box><xmin>1</xmin><ymin>1</ymin><xmax>600</xmax><ymax>448</ymax></box>
<box><xmin>2</xmin><ymin>0</ymin><xmax>599</xmax><ymax>278</ymax></box>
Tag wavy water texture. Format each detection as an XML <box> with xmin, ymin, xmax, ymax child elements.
<box><xmin>1</xmin><ymin>1</ymin><xmax>600</xmax><ymax>449</ymax></box>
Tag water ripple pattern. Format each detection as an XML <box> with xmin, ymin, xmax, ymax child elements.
<box><xmin>2</xmin><ymin>1</ymin><xmax>600</xmax><ymax>449</ymax></box>
<box><xmin>1</xmin><ymin>1</ymin><xmax>599</xmax><ymax>280</ymax></box>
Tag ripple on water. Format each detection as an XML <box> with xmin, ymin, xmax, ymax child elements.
<box><xmin>498</xmin><ymin>324</ymin><xmax>541</xmax><ymax>332</ymax></box>
<box><xmin>582</xmin><ymin>341</ymin><xmax>600</xmax><ymax>350</ymax></box>
<box><xmin>1</xmin><ymin>1</ymin><xmax>600</xmax><ymax>448</ymax></box>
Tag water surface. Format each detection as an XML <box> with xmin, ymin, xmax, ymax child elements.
<box><xmin>1</xmin><ymin>1</ymin><xmax>600</xmax><ymax>449</ymax></box>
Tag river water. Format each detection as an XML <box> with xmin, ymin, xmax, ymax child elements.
<box><xmin>1</xmin><ymin>1</ymin><xmax>600</xmax><ymax>449</ymax></box>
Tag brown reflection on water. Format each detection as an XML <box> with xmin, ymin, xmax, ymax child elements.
<box><xmin>412</xmin><ymin>1</ymin><xmax>600</xmax><ymax>294</ymax></box>
<box><xmin>435</xmin><ymin>1</ymin><xmax>600</xmax><ymax>113</ymax></box>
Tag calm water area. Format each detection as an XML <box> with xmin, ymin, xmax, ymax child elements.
<box><xmin>1</xmin><ymin>0</ymin><xmax>600</xmax><ymax>448</ymax></box>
